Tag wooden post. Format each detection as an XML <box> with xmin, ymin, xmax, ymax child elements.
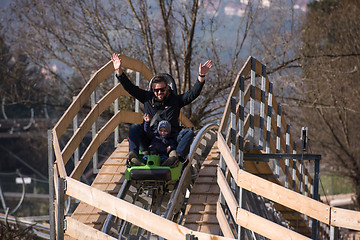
<box><xmin>57</xmin><ymin>177</ymin><xmax>65</xmax><ymax>240</ymax></box>
<box><xmin>237</xmin><ymin>75</ymin><xmax>245</xmax><ymax>240</ymax></box>
<box><xmin>292</xmin><ymin>141</ymin><xmax>297</xmax><ymax>192</ymax></box>
<box><xmin>91</xmin><ymin>91</ymin><xmax>99</xmax><ymax>174</ymax></box>
<box><xmin>48</xmin><ymin>130</ymin><xmax>56</xmax><ymax>240</ymax></box>
<box><xmin>330</xmin><ymin>226</ymin><xmax>339</xmax><ymax>240</ymax></box>
<box><xmin>285</xmin><ymin>125</ymin><xmax>290</xmax><ymax>189</ymax></box>
<box><xmin>72</xmin><ymin>96</ymin><xmax>79</xmax><ymax>167</ymax></box>
<box><xmin>275</xmin><ymin>104</ymin><xmax>281</xmax><ymax>176</ymax></box>
<box><xmin>259</xmin><ymin>65</ymin><xmax>266</xmax><ymax>150</ymax></box>
<box><xmin>266</xmin><ymin>82</ymin><xmax>273</xmax><ymax>154</ymax></box>
<box><xmin>249</xmin><ymin>57</ymin><xmax>256</xmax><ymax>150</ymax></box>
<box><xmin>311</xmin><ymin>158</ymin><xmax>320</xmax><ymax>239</ymax></box>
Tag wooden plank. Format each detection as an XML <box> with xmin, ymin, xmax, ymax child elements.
<box><xmin>117</xmin><ymin>55</ymin><xmax>153</xmax><ymax>81</ymax></box>
<box><xmin>219</xmin><ymin>76</ymin><xmax>240</xmax><ymax>133</ymax></box>
<box><xmin>331</xmin><ymin>207</ymin><xmax>360</xmax><ymax>231</ymax></box>
<box><xmin>61</xmin><ymin>83</ymin><xmax>128</xmax><ymax>164</ymax></box>
<box><xmin>52</xmin><ymin>130</ymin><xmax>67</xmax><ymax>178</ymax></box>
<box><xmin>220</xmin><ymin>56</ymin><xmax>253</xmax><ymax>133</ymax></box>
<box><xmin>216</xmin><ymin>201</ymin><xmax>235</xmax><ymax>238</ymax></box>
<box><xmin>53</xmin><ymin>165</ymin><xmax>59</xmax><ymax>203</ymax></box>
<box><xmin>252</xmin><ymin>57</ymin><xmax>265</xmax><ymax>77</ymax></box>
<box><xmin>218</xmin><ymin>150</ymin><xmax>312</xmax><ymax>239</ymax></box>
<box><xmin>65</xmin><ymin>177</ymin><xmax>234</xmax><ymax>240</ymax></box>
<box><xmin>236</xmin><ymin>207</ymin><xmax>311</xmax><ymax>240</ymax></box>
<box><xmin>218</xmin><ymin>131</ymin><xmax>330</xmax><ymax>224</ymax></box>
<box><xmin>179</xmin><ymin>110</ymin><xmax>194</xmax><ymax>128</ymax></box>
<box><xmin>70</xmin><ymin>111</ymin><xmax>142</xmax><ymax>180</ymax></box>
<box><xmin>217</xmin><ymin>168</ymin><xmax>238</xmax><ymax>218</ymax></box>
<box><xmin>54</xmin><ymin>54</ymin><xmax>153</xmax><ymax>138</ymax></box>
<box><xmin>65</xmin><ymin>216</ymin><xmax>117</xmax><ymax>240</ymax></box>
<box><xmin>236</xmin><ymin>168</ymin><xmax>330</xmax><ymax>224</ymax></box>
<box><xmin>199</xmin><ymin>224</ymin><xmax>221</xmax><ymax>235</ymax></box>
<box><xmin>217</xmin><ymin>132</ymin><xmax>239</xmax><ymax>183</ymax></box>
<box><xmin>54</xmin><ymin>61</ymin><xmax>113</xmax><ymax>137</ymax></box>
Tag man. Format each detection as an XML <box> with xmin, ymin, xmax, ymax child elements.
<box><xmin>111</xmin><ymin>53</ymin><xmax>212</xmax><ymax>166</ymax></box>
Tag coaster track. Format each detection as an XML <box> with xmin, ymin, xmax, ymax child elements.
<box><xmin>50</xmin><ymin>55</ymin><xmax>360</xmax><ymax>240</ymax></box>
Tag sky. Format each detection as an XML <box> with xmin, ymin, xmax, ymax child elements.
<box><xmin>0</xmin><ymin>0</ymin><xmax>11</xmax><ymax>9</ymax></box>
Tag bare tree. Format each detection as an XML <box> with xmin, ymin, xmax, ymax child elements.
<box><xmin>3</xmin><ymin>0</ymin><xmax>311</xmax><ymax>127</ymax></box>
<box><xmin>300</xmin><ymin>0</ymin><xmax>360</xmax><ymax>205</ymax></box>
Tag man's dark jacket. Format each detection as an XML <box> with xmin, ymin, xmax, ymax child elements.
<box><xmin>116</xmin><ymin>72</ymin><xmax>204</xmax><ymax>134</ymax></box>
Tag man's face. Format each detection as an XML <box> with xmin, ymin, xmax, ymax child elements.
<box><xmin>152</xmin><ymin>82</ymin><xmax>168</xmax><ymax>101</ymax></box>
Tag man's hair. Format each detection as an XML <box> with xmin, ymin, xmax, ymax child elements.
<box><xmin>152</xmin><ymin>76</ymin><xmax>168</xmax><ymax>87</ymax></box>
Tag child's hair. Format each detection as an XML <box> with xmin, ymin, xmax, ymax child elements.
<box><xmin>158</xmin><ymin>120</ymin><xmax>171</xmax><ymax>134</ymax></box>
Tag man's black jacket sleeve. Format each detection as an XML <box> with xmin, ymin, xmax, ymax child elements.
<box><xmin>116</xmin><ymin>72</ymin><xmax>150</xmax><ymax>103</ymax></box>
<box><xmin>179</xmin><ymin>79</ymin><xmax>205</xmax><ymax>107</ymax></box>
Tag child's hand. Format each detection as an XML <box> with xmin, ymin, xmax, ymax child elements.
<box><xmin>143</xmin><ymin>113</ymin><xmax>150</xmax><ymax>122</ymax></box>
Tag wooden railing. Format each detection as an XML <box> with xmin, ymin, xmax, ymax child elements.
<box><xmin>51</xmin><ymin>55</ymin><xmax>227</xmax><ymax>240</ymax></box>
<box><xmin>216</xmin><ymin>56</ymin><xmax>360</xmax><ymax>239</ymax></box>
<box><xmin>51</xmin><ymin>55</ymin><xmax>360</xmax><ymax>240</ymax></box>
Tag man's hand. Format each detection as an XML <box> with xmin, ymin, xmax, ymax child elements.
<box><xmin>112</xmin><ymin>53</ymin><xmax>123</xmax><ymax>75</ymax></box>
<box><xmin>198</xmin><ymin>60</ymin><xmax>213</xmax><ymax>82</ymax></box>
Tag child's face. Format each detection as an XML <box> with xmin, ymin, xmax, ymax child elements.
<box><xmin>158</xmin><ymin>127</ymin><xmax>168</xmax><ymax>137</ymax></box>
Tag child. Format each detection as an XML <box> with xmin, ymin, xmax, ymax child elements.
<box><xmin>143</xmin><ymin>113</ymin><xmax>178</xmax><ymax>166</ymax></box>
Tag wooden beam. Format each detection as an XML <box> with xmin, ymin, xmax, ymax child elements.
<box><xmin>54</xmin><ymin>61</ymin><xmax>113</xmax><ymax>138</ymax></box>
<box><xmin>65</xmin><ymin>216</ymin><xmax>117</xmax><ymax>240</ymax></box>
<box><xmin>219</xmin><ymin>56</ymin><xmax>252</xmax><ymax>133</ymax></box>
<box><xmin>61</xmin><ymin>82</ymin><xmax>130</xmax><ymax>164</ymax></box>
<box><xmin>236</xmin><ymin>168</ymin><xmax>330</xmax><ymax>224</ymax></box>
<box><xmin>219</xmin><ymin>75</ymin><xmax>240</xmax><ymax>133</ymax></box>
<box><xmin>331</xmin><ymin>207</ymin><xmax>360</xmax><ymax>231</ymax></box>
<box><xmin>70</xmin><ymin>110</ymin><xmax>142</xmax><ymax>180</ymax></box>
<box><xmin>217</xmin><ymin>159</ymin><xmax>311</xmax><ymax>240</ymax></box>
<box><xmin>179</xmin><ymin>110</ymin><xmax>194</xmax><ymax>128</ymax></box>
<box><xmin>217</xmin><ymin>168</ymin><xmax>238</xmax><ymax>218</ymax></box>
<box><xmin>52</xmin><ymin>129</ymin><xmax>67</xmax><ymax>178</ymax></box>
<box><xmin>217</xmin><ymin>132</ymin><xmax>239</xmax><ymax>183</ymax></box>
<box><xmin>65</xmin><ymin>177</ymin><xmax>233</xmax><ymax>240</ymax></box>
<box><xmin>216</xmin><ymin>201</ymin><xmax>235</xmax><ymax>238</ymax></box>
<box><xmin>218</xmin><ymin>132</ymin><xmax>330</xmax><ymax>224</ymax></box>
<box><xmin>117</xmin><ymin>55</ymin><xmax>153</xmax><ymax>81</ymax></box>
<box><xmin>236</xmin><ymin>207</ymin><xmax>311</xmax><ymax>240</ymax></box>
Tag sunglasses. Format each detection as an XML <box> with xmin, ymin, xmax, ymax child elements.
<box><xmin>153</xmin><ymin>87</ymin><xmax>167</xmax><ymax>93</ymax></box>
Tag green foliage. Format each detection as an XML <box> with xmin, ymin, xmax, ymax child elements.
<box><xmin>319</xmin><ymin>174</ymin><xmax>355</xmax><ymax>196</ymax></box>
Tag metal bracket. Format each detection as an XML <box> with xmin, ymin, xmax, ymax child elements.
<box><xmin>64</xmin><ymin>219</ymin><xmax>67</xmax><ymax>231</ymax></box>
<box><xmin>186</xmin><ymin>234</ymin><xmax>198</xmax><ymax>240</ymax></box>
<box><xmin>63</xmin><ymin>179</ymin><xmax>67</xmax><ymax>191</ymax></box>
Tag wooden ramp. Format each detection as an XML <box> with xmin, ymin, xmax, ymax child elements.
<box><xmin>68</xmin><ymin>140</ymin><xmax>129</xmax><ymax>234</ymax></box>
<box><xmin>183</xmin><ymin>142</ymin><xmax>221</xmax><ymax>235</ymax></box>
<box><xmin>68</xmin><ymin>139</ymin><xmax>312</xmax><ymax>239</ymax></box>
<box><xmin>183</xmin><ymin>143</ymin><xmax>312</xmax><ymax>238</ymax></box>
